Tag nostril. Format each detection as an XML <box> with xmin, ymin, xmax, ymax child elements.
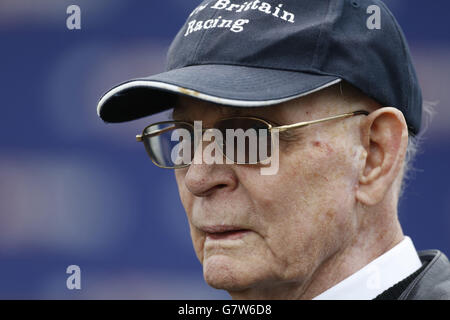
<box><xmin>195</xmin><ymin>184</ymin><xmax>228</xmax><ymax>197</ymax></box>
<box><xmin>184</xmin><ymin>166</ymin><xmax>238</xmax><ymax>197</ymax></box>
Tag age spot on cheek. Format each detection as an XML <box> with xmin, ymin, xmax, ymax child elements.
<box><xmin>312</xmin><ymin>141</ymin><xmax>334</xmax><ymax>155</ymax></box>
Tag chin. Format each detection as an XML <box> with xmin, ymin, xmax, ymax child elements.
<box><xmin>202</xmin><ymin>254</ymin><xmax>264</xmax><ymax>291</ymax></box>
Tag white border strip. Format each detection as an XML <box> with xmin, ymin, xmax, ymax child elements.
<box><xmin>97</xmin><ymin>78</ymin><xmax>342</xmax><ymax>117</ymax></box>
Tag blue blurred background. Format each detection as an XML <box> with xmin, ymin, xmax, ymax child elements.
<box><xmin>0</xmin><ymin>0</ymin><xmax>448</xmax><ymax>299</ymax></box>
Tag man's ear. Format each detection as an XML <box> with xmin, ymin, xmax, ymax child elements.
<box><xmin>356</xmin><ymin>107</ymin><xmax>409</xmax><ymax>206</ymax></box>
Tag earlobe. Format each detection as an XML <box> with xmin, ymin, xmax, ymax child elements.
<box><xmin>356</xmin><ymin>108</ymin><xmax>408</xmax><ymax>206</ymax></box>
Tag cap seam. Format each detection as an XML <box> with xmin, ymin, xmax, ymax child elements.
<box><xmin>150</xmin><ymin>78</ymin><xmax>340</xmax><ymax>98</ymax></box>
<box><xmin>378</xmin><ymin>0</ymin><xmax>411</xmax><ymax>112</ymax></box>
<box><xmin>177</xmin><ymin>61</ymin><xmax>340</xmax><ymax>78</ymax></box>
<box><xmin>101</xmin><ymin>77</ymin><xmax>341</xmax><ymax>102</ymax></box>
<box><xmin>311</xmin><ymin>0</ymin><xmax>335</xmax><ymax>70</ymax></box>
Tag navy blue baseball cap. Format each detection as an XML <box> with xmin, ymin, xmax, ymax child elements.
<box><xmin>97</xmin><ymin>0</ymin><xmax>422</xmax><ymax>134</ymax></box>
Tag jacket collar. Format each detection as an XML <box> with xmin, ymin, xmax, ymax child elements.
<box><xmin>314</xmin><ymin>237</ymin><xmax>422</xmax><ymax>300</ymax></box>
<box><xmin>399</xmin><ymin>250</ymin><xmax>450</xmax><ymax>300</ymax></box>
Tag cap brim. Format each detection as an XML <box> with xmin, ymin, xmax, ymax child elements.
<box><xmin>97</xmin><ymin>64</ymin><xmax>341</xmax><ymax>122</ymax></box>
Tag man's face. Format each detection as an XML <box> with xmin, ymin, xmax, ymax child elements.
<box><xmin>174</xmin><ymin>88</ymin><xmax>367</xmax><ymax>298</ymax></box>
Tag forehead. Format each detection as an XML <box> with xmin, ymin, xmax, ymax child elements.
<box><xmin>171</xmin><ymin>94</ymin><xmax>332</xmax><ymax>124</ymax></box>
<box><xmin>173</xmin><ymin>97</ymin><xmax>244</xmax><ymax>119</ymax></box>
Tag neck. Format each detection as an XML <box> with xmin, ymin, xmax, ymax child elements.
<box><xmin>229</xmin><ymin>209</ymin><xmax>404</xmax><ymax>300</ymax></box>
<box><xmin>300</xmin><ymin>220</ymin><xmax>404</xmax><ymax>299</ymax></box>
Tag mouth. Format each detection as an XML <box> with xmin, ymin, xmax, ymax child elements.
<box><xmin>201</xmin><ymin>225</ymin><xmax>251</xmax><ymax>241</ymax></box>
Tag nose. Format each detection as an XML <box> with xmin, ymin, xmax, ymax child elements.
<box><xmin>184</xmin><ymin>140</ymin><xmax>238</xmax><ymax>197</ymax></box>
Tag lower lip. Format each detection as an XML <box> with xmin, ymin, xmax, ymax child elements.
<box><xmin>206</xmin><ymin>230</ymin><xmax>250</xmax><ymax>240</ymax></box>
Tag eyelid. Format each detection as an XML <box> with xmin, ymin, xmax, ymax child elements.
<box><xmin>170</xmin><ymin>115</ymin><xmax>281</xmax><ymax>128</ymax></box>
<box><xmin>279</xmin><ymin>130</ymin><xmax>303</xmax><ymax>143</ymax></box>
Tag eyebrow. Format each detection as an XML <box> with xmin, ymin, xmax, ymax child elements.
<box><xmin>171</xmin><ymin>97</ymin><xmax>286</xmax><ymax>126</ymax></box>
<box><xmin>171</xmin><ymin>103</ymin><xmax>247</xmax><ymax>121</ymax></box>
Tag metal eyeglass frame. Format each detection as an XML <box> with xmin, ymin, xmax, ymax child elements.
<box><xmin>135</xmin><ymin>110</ymin><xmax>370</xmax><ymax>169</ymax></box>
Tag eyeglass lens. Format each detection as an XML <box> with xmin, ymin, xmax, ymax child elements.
<box><xmin>142</xmin><ymin>118</ymin><xmax>273</xmax><ymax>167</ymax></box>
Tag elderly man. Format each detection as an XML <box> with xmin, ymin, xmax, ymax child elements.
<box><xmin>97</xmin><ymin>0</ymin><xmax>450</xmax><ymax>299</ymax></box>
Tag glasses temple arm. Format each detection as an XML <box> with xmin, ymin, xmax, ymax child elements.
<box><xmin>272</xmin><ymin>110</ymin><xmax>369</xmax><ymax>132</ymax></box>
<box><xmin>136</xmin><ymin>125</ymin><xmax>178</xmax><ymax>141</ymax></box>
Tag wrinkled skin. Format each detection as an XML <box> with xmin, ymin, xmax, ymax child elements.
<box><xmin>173</xmin><ymin>84</ymin><xmax>408</xmax><ymax>299</ymax></box>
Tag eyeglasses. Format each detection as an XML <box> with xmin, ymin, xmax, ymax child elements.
<box><xmin>135</xmin><ymin>110</ymin><xmax>369</xmax><ymax>169</ymax></box>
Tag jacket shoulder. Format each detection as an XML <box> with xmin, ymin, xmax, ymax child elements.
<box><xmin>401</xmin><ymin>250</ymin><xmax>450</xmax><ymax>300</ymax></box>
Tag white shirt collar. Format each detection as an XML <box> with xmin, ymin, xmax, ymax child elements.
<box><xmin>313</xmin><ymin>236</ymin><xmax>422</xmax><ymax>300</ymax></box>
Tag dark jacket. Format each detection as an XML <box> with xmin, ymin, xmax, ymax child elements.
<box><xmin>375</xmin><ymin>250</ymin><xmax>450</xmax><ymax>300</ymax></box>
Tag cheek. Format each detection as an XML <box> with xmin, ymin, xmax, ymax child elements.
<box><xmin>190</xmin><ymin>226</ymin><xmax>206</xmax><ymax>262</ymax></box>
<box><xmin>227</xmin><ymin>153</ymin><xmax>337</xmax><ymax>276</ymax></box>
<box><xmin>253</xmin><ymin>143</ymin><xmax>356</xmax><ymax>267</ymax></box>
<box><xmin>307</xmin><ymin>140</ymin><xmax>358</xmax><ymax>200</ymax></box>
<box><xmin>174</xmin><ymin>170</ymin><xmax>193</xmax><ymax>212</ymax></box>
<box><xmin>174</xmin><ymin>170</ymin><xmax>203</xmax><ymax>255</ymax></box>
<box><xmin>302</xmin><ymin>140</ymin><xmax>360</xmax><ymax>241</ymax></box>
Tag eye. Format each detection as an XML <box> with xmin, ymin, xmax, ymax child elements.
<box><xmin>279</xmin><ymin>129</ymin><xmax>303</xmax><ymax>143</ymax></box>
